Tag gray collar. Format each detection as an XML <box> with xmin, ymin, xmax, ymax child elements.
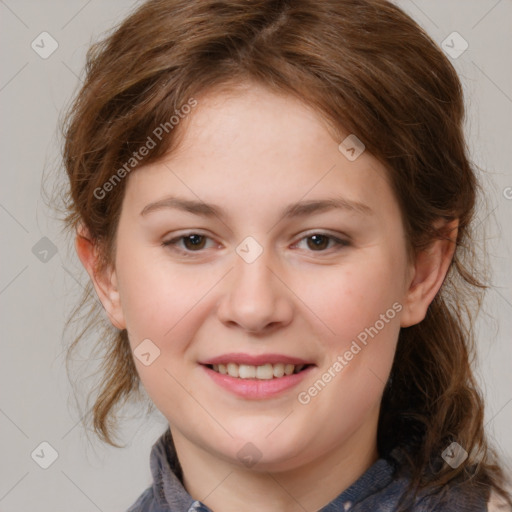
<box><xmin>139</xmin><ymin>429</ymin><xmax>489</xmax><ymax>512</ymax></box>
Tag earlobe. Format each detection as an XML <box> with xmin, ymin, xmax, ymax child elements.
<box><xmin>400</xmin><ymin>219</ymin><xmax>458</xmax><ymax>328</ymax></box>
<box><xmin>75</xmin><ymin>224</ymin><xmax>126</xmax><ymax>330</ymax></box>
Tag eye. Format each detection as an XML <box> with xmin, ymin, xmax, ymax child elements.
<box><xmin>162</xmin><ymin>231</ymin><xmax>350</xmax><ymax>257</ymax></box>
<box><xmin>162</xmin><ymin>233</ymin><xmax>215</xmax><ymax>256</ymax></box>
<box><xmin>293</xmin><ymin>233</ymin><xmax>350</xmax><ymax>252</ymax></box>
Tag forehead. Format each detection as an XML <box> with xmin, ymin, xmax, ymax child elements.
<box><xmin>122</xmin><ymin>83</ymin><xmax>400</xmax><ymax>225</ymax></box>
<box><xmin>172</xmin><ymin>83</ymin><xmax>341</xmax><ymax>165</ymax></box>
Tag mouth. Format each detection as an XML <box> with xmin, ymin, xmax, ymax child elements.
<box><xmin>205</xmin><ymin>362</ymin><xmax>312</xmax><ymax>380</ymax></box>
<box><xmin>199</xmin><ymin>353</ymin><xmax>315</xmax><ymax>399</ymax></box>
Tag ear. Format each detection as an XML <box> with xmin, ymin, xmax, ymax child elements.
<box><xmin>400</xmin><ymin>219</ymin><xmax>458</xmax><ymax>328</ymax></box>
<box><xmin>74</xmin><ymin>223</ymin><xmax>126</xmax><ymax>330</ymax></box>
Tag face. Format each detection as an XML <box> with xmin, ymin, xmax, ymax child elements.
<box><xmin>94</xmin><ymin>83</ymin><xmax>417</xmax><ymax>471</ymax></box>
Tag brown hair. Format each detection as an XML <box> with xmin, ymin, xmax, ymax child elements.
<box><xmin>58</xmin><ymin>0</ymin><xmax>511</xmax><ymax>507</ymax></box>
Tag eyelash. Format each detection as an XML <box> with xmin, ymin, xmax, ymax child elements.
<box><xmin>161</xmin><ymin>232</ymin><xmax>350</xmax><ymax>257</ymax></box>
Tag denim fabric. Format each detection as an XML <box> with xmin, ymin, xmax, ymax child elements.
<box><xmin>127</xmin><ymin>429</ymin><xmax>490</xmax><ymax>512</ymax></box>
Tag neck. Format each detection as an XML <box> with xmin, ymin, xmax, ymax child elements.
<box><xmin>171</xmin><ymin>414</ymin><xmax>380</xmax><ymax>512</ymax></box>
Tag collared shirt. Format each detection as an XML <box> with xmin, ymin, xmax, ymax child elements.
<box><xmin>127</xmin><ymin>429</ymin><xmax>490</xmax><ymax>512</ymax></box>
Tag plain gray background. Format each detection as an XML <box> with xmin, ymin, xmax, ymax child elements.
<box><xmin>1</xmin><ymin>0</ymin><xmax>511</xmax><ymax>510</ymax></box>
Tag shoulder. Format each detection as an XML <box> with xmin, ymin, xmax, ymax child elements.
<box><xmin>416</xmin><ymin>482</ymin><xmax>512</xmax><ymax>512</ymax></box>
<box><xmin>126</xmin><ymin>486</ymin><xmax>157</xmax><ymax>512</ymax></box>
<box><xmin>387</xmin><ymin>448</ymin><xmax>511</xmax><ymax>512</ymax></box>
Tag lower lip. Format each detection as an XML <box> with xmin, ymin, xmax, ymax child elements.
<box><xmin>202</xmin><ymin>365</ymin><xmax>314</xmax><ymax>399</ymax></box>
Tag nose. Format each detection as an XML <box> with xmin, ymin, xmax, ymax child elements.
<box><xmin>216</xmin><ymin>247</ymin><xmax>294</xmax><ymax>335</ymax></box>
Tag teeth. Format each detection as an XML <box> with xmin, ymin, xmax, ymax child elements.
<box><xmin>239</xmin><ymin>364</ymin><xmax>256</xmax><ymax>379</ymax></box>
<box><xmin>210</xmin><ymin>362</ymin><xmax>308</xmax><ymax>379</ymax></box>
<box><xmin>284</xmin><ymin>364</ymin><xmax>294</xmax><ymax>376</ymax></box>
<box><xmin>256</xmin><ymin>363</ymin><xmax>274</xmax><ymax>380</ymax></box>
<box><xmin>227</xmin><ymin>363</ymin><xmax>239</xmax><ymax>378</ymax></box>
<box><xmin>273</xmin><ymin>363</ymin><xmax>285</xmax><ymax>378</ymax></box>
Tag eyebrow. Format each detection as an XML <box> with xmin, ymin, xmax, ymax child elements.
<box><xmin>140</xmin><ymin>195</ymin><xmax>373</xmax><ymax>219</ymax></box>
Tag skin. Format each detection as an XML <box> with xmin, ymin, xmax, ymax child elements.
<box><xmin>77</xmin><ymin>82</ymin><xmax>457</xmax><ymax>512</ymax></box>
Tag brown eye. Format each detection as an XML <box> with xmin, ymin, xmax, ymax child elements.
<box><xmin>306</xmin><ymin>234</ymin><xmax>330</xmax><ymax>251</ymax></box>
<box><xmin>162</xmin><ymin>233</ymin><xmax>214</xmax><ymax>256</ymax></box>
<box><xmin>182</xmin><ymin>234</ymin><xmax>207</xmax><ymax>250</ymax></box>
<box><xmin>295</xmin><ymin>233</ymin><xmax>350</xmax><ymax>252</ymax></box>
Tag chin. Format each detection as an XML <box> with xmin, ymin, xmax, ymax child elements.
<box><xmin>206</xmin><ymin>427</ymin><xmax>312</xmax><ymax>472</ymax></box>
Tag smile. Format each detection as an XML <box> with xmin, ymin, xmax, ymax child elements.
<box><xmin>208</xmin><ymin>362</ymin><xmax>308</xmax><ymax>380</ymax></box>
<box><xmin>200</xmin><ymin>354</ymin><xmax>315</xmax><ymax>399</ymax></box>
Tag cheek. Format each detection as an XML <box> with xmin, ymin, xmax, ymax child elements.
<box><xmin>295</xmin><ymin>252</ymin><xmax>406</xmax><ymax>350</ymax></box>
<box><xmin>115</xmin><ymin>245</ymin><xmax>208</xmax><ymax>342</ymax></box>
<box><xmin>115</xmin><ymin>251</ymin><xmax>213</xmax><ymax>412</ymax></box>
<box><xmin>290</xmin><ymin>261</ymin><xmax>402</xmax><ymax>446</ymax></box>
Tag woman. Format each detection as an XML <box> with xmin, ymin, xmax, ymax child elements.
<box><xmin>60</xmin><ymin>0</ymin><xmax>512</xmax><ymax>510</ymax></box>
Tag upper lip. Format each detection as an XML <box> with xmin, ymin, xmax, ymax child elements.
<box><xmin>200</xmin><ymin>353</ymin><xmax>314</xmax><ymax>366</ymax></box>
